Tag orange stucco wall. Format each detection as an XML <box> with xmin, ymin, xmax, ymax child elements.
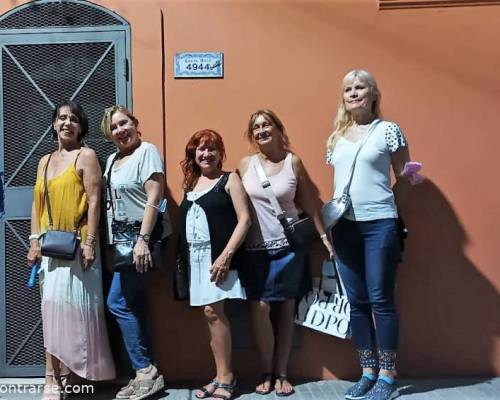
<box><xmin>2</xmin><ymin>0</ymin><xmax>499</xmax><ymax>380</ymax></box>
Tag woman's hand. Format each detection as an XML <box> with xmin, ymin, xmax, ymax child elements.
<box><xmin>134</xmin><ymin>238</ymin><xmax>152</xmax><ymax>273</ymax></box>
<box><xmin>27</xmin><ymin>239</ymin><xmax>42</xmax><ymax>267</ymax></box>
<box><xmin>210</xmin><ymin>251</ymin><xmax>232</xmax><ymax>284</ymax></box>
<box><xmin>81</xmin><ymin>244</ymin><xmax>95</xmax><ymax>270</ymax></box>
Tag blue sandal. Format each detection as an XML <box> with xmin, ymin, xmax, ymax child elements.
<box><xmin>195</xmin><ymin>380</ymin><xmax>218</xmax><ymax>399</ymax></box>
<box><xmin>209</xmin><ymin>378</ymin><xmax>237</xmax><ymax>400</ymax></box>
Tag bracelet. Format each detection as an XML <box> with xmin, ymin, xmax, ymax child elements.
<box><xmin>29</xmin><ymin>234</ymin><xmax>40</xmax><ymax>241</ymax></box>
<box><xmin>320</xmin><ymin>233</ymin><xmax>328</xmax><ymax>240</ymax></box>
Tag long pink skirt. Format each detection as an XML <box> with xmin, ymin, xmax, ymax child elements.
<box><xmin>40</xmin><ymin>249</ymin><xmax>115</xmax><ymax>381</ymax></box>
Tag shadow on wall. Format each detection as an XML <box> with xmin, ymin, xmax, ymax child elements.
<box><xmin>106</xmin><ymin>179</ymin><xmax>499</xmax><ymax>381</ymax></box>
<box><xmin>396</xmin><ymin>179</ymin><xmax>499</xmax><ymax>377</ymax></box>
<box><xmin>144</xmin><ymin>183</ymin><xmax>203</xmax><ymax>381</ymax></box>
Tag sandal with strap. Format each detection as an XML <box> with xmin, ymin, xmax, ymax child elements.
<box><xmin>42</xmin><ymin>375</ymin><xmax>64</xmax><ymax>400</ymax></box>
<box><xmin>195</xmin><ymin>380</ymin><xmax>219</xmax><ymax>399</ymax></box>
<box><xmin>130</xmin><ymin>374</ymin><xmax>165</xmax><ymax>400</ymax></box>
<box><xmin>59</xmin><ymin>373</ymin><xmax>72</xmax><ymax>400</ymax></box>
<box><xmin>275</xmin><ymin>375</ymin><xmax>295</xmax><ymax>397</ymax></box>
<box><xmin>209</xmin><ymin>378</ymin><xmax>237</xmax><ymax>400</ymax></box>
<box><xmin>255</xmin><ymin>373</ymin><xmax>273</xmax><ymax>395</ymax></box>
<box><xmin>114</xmin><ymin>379</ymin><xmax>137</xmax><ymax>399</ymax></box>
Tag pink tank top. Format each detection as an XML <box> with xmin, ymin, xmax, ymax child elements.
<box><xmin>242</xmin><ymin>153</ymin><xmax>299</xmax><ymax>250</ymax></box>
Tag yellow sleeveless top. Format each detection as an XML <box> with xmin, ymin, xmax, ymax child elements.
<box><xmin>33</xmin><ymin>152</ymin><xmax>88</xmax><ymax>244</ymax></box>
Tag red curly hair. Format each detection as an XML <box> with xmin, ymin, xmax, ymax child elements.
<box><xmin>181</xmin><ymin>129</ymin><xmax>227</xmax><ymax>192</ymax></box>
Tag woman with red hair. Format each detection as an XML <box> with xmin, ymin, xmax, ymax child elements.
<box><xmin>179</xmin><ymin>129</ymin><xmax>251</xmax><ymax>400</ymax></box>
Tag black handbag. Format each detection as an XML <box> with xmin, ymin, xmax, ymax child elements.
<box><xmin>105</xmin><ymin>154</ymin><xmax>168</xmax><ymax>272</ymax></box>
<box><xmin>173</xmin><ymin>251</ymin><xmax>189</xmax><ymax>301</ymax></box>
<box><xmin>40</xmin><ymin>153</ymin><xmax>84</xmax><ymax>260</ymax></box>
<box><xmin>106</xmin><ymin>221</ymin><xmax>166</xmax><ymax>271</ymax></box>
<box><xmin>253</xmin><ymin>156</ymin><xmax>319</xmax><ymax>252</ymax></box>
<box><xmin>279</xmin><ymin>214</ymin><xmax>318</xmax><ymax>251</ymax></box>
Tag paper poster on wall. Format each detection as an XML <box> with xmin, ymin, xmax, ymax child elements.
<box><xmin>0</xmin><ymin>171</ymin><xmax>4</xmax><ymax>219</ymax></box>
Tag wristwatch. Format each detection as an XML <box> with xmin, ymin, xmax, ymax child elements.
<box><xmin>138</xmin><ymin>233</ymin><xmax>150</xmax><ymax>243</ymax></box>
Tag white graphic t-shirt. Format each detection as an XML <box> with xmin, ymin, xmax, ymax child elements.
<box><xmin>104</xmin><ymin>141</ymin><xmax>166</xmax><ymax>243</ymax></box>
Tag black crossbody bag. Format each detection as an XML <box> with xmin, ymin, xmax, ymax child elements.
<box><xmin>105</xmin><ymin>154</ymin><xmax>168</xmax><ymax>271</ymax></box>
<box><xmin>40</xmin><ymin>153</ymin><xmax>85</xmax><ymax>260</ymax></box>
<box><xmin>253</xmin><ymin>155</ymin><xmax>319</xmax><ymax>252</ymax></box>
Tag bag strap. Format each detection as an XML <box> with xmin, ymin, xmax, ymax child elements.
<box><xmin>106</xmin><ymin>152</ymin><xmax>166</xmax><ymax>225</ymax></box>
<box><xmin>43</xmin><ymin>153</ymin><xmax>55</xmax><ymax>228</ymax></box>
<box><xmin>341</xmin><ymin>119</ymin><xmax>381</xmax><ymax>196</ymax></box>
<box><xmin>43</xmin><ymin>151</ymin><xmax>86</xmax><ymax>232</ymax></box>
<box><xmin>253</xmin><ymin>155</ymin><xmax>287</xmax><ymax>223</ymax></box>
<box><xmin>318</xmin><ymin>258</ymin><xmax>345</xmax><ymax>296</ymax></box>
<box><xmin>105</xmin><ymin>152</ymin><xmax>121</xmax><ymax>223</ymax></box>
<box><xmin>330</xmin><ymin>257</ymin><xmax>344</xmax><ymax>296</ymax></box>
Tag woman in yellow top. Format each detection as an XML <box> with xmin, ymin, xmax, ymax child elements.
<box><xmin>26</xmin><ymin>101</ymin><xmax>115</xmax><ymax>399</ymax></box>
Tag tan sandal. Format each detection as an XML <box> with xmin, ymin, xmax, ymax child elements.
<box><xmin>41</xmin><ymin>375</ymin><xmax>64</xmax><ymax>400</ymax></box>
<box><xmin>114</xmin><ymin>378</ymin><xmax>137</xmax><ymax>399</ymax></box>
<box><xmin>130</xmin><ymin>374</ymin><xmax>165</xmax><ymax>400</ymax></box>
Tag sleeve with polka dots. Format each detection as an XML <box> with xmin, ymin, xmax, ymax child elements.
<box><xmin>384</xmin><ymin>122</ymin><xmax>408</xmax><ymax>153</ymax></box>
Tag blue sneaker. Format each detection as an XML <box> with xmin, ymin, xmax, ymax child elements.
<box><xmin>364</xmin><ymin>378</ymin><xmax>399</xmax><ymax>400</ymax></box>
<box><xmin>345</xmin><ymin>376</ymin><xmax>376</xmax><ymax>399</ymax></box>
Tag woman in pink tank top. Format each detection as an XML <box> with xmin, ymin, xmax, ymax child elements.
<box><xmin>238</xmin><ymin>109</ymin><xmax>332</xmax><ymax>396</ymax></box>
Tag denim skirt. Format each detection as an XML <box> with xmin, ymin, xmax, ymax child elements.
<box><xmin>241</xmin><ymin>247</ymin><xmax>311</xmax><ymax>301</ymax></box>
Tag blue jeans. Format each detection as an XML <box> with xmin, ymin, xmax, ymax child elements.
<box><xmin>332</xmin><ymin>218</ymin><xmax>401</xmax><ymax>370</ymax></box>
<box><xmin>107</xmin><ymin>271</ymin><xmax>152</xmax><ymax>370</ymax></box>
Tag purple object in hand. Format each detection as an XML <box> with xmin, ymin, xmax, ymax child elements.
<box><xmin>402</xmin><ymin>161</ymin><xmax>424</xmax><ymax>185</ymax></box>
<box><xmin>402</xmin><ymin>161</ymin><xmax>422</xmax><ymax>175</ymax></box>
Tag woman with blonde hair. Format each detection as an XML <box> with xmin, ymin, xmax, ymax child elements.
<box><xmin>238</xmin><ymin>109</ymin><xmax>332</xmax><ymax>396</ymax></box>
<box><xmin>101</xmin><ymin>106</ymin><xmax>171</xmax><ymax>400</ymax></box>
<box><xmin>326</xmin><ymin>70</ymin><xmax>422</xmax><ymax>400</ymax></box>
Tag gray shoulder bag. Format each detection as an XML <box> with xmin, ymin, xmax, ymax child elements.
<box><xmin>321</xmin><ymin>119</ymin><xmax>381</xmax><ymax>231</ymax></box>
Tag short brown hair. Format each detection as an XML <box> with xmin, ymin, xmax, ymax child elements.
<box><xmin>100</xmin><ymin>105</ymin><xmax>139</xmax><ymax>140</ymax></box>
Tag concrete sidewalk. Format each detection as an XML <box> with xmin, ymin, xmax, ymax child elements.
<box><xmin>0</xmin><ymin>378</ymin><xmax>499</xmax><ymax>399</ymax></box>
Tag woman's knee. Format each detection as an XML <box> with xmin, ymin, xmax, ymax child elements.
<box><xmin>106</xmin><ymin>291</ymin><xmax>127</xmax><ymax>317</ymax></box>
<box><xmin>370</xmin><ymin>298</ymin><xmax>397</xmax><ymax>316</ymax></box>
<box><xmin>252</xmin><ymin>301</ymin><xmax>271</xmax><ymax>318</ymax></box>
<box><xmin>203</xmin><ymin>303</ymin><xmax>225</xmax><ymax>323</ymax></box>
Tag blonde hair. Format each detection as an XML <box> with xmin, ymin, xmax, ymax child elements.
<box><xmin>245</xmin><ymin>109</ymin><xmax>292</xmax><ymax>152</ymax></box>
<box><xmin>326</xmin><ymin>69</ymin><xmax>381</xmax><ymax>151</ymax></box>
<box><xmin>100</xmin><ymin>105</ymin><xmax>139</xmax><ymax>140</ymax></box>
